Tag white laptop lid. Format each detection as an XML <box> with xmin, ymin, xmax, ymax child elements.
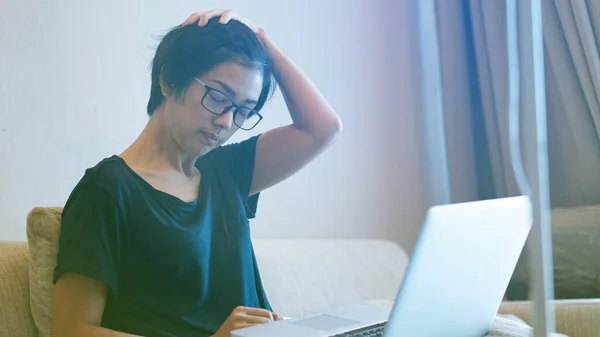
<box><xmin>384</xmin><ymin>196</ymin><xmax>532</xmax><ymax>337</ymax></box>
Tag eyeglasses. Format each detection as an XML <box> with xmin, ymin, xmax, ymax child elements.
<box><xmin>193</xmin><ymin>77</ymin><xmax>263</xmax><ymax>131</ymax></box>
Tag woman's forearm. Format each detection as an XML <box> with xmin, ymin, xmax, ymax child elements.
<box><xmin>262</xmin><ymin>35</ymin><xmax>342</xmax><ymax>142</ymax></box>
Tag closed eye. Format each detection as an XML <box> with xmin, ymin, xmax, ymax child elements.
<box><xmin>208</xmin><ymin>90</ymin><xmax>228</xmax><ymax>103</ymax></box>
<box><xmin>238</xmin><ymin>108</ymin><xmax>256</xmax><ymax>118</ymax></box>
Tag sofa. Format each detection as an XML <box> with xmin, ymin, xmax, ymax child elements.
<box><xmin>1</xmin><ymin>207</ymin><xmax>600</xmax><ymax>337</ymax></box>
<box><xmin>508</xmin><ymin>204</ymin><xmax>600</xmax><ymax>300</ymax></box>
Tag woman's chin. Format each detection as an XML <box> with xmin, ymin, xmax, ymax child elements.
<box><xmin>192</xmin><ymin>143</ymin><xmax>216</xmax><ymax>157</ymax></box>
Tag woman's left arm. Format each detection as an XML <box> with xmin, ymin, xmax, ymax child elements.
<box><xmin>250</xmin><ymin>35</ymin><xmax>343</xmax><ymax>195</ymax></box>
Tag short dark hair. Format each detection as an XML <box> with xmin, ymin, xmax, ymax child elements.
<box><xmin>147</xmin><ymin>18</ymin><xmax>277</xmax><ymax>116</ymax></box>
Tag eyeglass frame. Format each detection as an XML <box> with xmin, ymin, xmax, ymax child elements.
<box><xmin>193</xmin><ymin>77</ymin><xmax>263</xmax><ymax>131</ymax></box>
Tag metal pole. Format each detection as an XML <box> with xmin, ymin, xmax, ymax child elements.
<box><xmin>516</xmin><ymin>0</ymin><xmax>556</xmax><ymax>335</ymax></box>
<box><xmin>416</xmin><ymin>0</ymin><xmax>451</xmax><ymax>207</ymax></box>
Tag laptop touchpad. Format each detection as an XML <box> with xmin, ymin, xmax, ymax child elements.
<box><xmin>291</xmin><ymin>314</ymin><xmax>360</xmax><ymax>331</ymax></box>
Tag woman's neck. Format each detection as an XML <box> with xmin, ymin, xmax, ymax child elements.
<box><xmin>120</xmin><ymin>109</ymin><xmax>198</xmax><ymax>178</ymax></box>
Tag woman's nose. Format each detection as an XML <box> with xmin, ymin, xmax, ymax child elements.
<box><xmin>213</xmin><ymin>109</ymin><xmax>234</xmax><ymax>130</ymax></box>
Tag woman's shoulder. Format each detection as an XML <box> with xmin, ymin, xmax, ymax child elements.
<box><xmin>70</xmin><ymin>155</ymin><xmax>138</xmax><ymax>202</ymax></box>
<box><xmin>198</xmin><ymin>135</ymin><xmax>259</xmax><ymax>174</ymax></box>
<box><xmin>80</xmin><ymin>155</ymin><xmax>131</xmax><ymax>183</ymax></box>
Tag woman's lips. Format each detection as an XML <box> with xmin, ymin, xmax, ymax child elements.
<box><xmin>201</xmin><ymin>131</ymin><xmax>219</xmax><ymax>145</ymax></box>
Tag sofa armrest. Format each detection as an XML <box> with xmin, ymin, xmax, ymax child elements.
<box><xmin>0</xmin><ymin>242</ymin><xmax>37</xmax><ymax>337</ymax></box>
<box><xmin>499</xmin><ymin>299</ymin><xmax>600</xmax><ymax>337</ymax></box>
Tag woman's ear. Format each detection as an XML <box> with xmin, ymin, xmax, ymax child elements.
<box><xmin>159</xmin><ymin>72</ymin><xmax>172</xmax><ymax>97</ymax></box>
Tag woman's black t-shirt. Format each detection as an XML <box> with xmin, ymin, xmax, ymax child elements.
<box><xmin>53</xmin><ymin>135</ymin><xmax>272</xmax><ymax>337</ymax></box>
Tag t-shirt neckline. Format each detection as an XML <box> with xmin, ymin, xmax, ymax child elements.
<box><xmin>111</xmin><ymin>155</ymin><xmax>205</xmax><ymax>206</ymax></box>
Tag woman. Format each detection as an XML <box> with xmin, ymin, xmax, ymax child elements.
<box><xmin>50</xmin><ymin>9</ymin><xmax>342</xmax><ymax>337</ymax></box>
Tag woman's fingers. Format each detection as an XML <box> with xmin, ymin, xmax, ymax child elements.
<box><xmin>181</xmin><ymin>12</ymin><xmax>202</xmax><ymax>26</ymax></box>
<box><xmin>231</xmin><ymin>306</ymin><xmax>274</xmax><ymax>326</ymax></box>
<box><xmin>243</xmin><ymin>307</ymin><xmax>275</xmax><ymax>320</ymax></box>
<box><xmin>179</xmin><ymin>9</ymin><xmax>265</xmax><ymax>37</ymax></box>
<box><xmin>232</xmin><ymin>321</ymin><xmax>262</xmax><ymax>331</ymax></box>
<box><xmin>218</xmin><ymin>10</ymin><xmax>240</xmax><ymax>24</ymax></box>
<box><xmin>241</xmin><ymin>313</ymin><xmax>273</xmax><ymax>324</ymax></box>
<box><xmin>197</xmin><ymin>9</ymin><xmax>228</xmax><ymax>26</ymax></box>
<box><xmin>181</xmin><ymin>9</ymin><xmax>227</xmax><ymax>27</ymax></box>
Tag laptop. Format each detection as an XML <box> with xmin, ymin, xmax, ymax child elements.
<box><xmin>232</xmin><ymin>196</ymin><xmax>533</xmax><ymax>337</ymax></box>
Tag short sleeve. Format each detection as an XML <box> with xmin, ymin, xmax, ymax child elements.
<box><xmin>214</xmin><ymin>134</ymin><xmax>261</xmax><ymax>218</ymax></box>
<box><xmin>53</xmin><ymin>184</ymin><xmax>124</xmax><ymax>295</ymax></box>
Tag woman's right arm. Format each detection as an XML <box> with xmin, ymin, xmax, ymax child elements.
<box><xmin>51</xmin><ymin>273</ymin><xmax>275</xmax><ymax>337</ymax></box>
<box><xmin>51</xmin><ymin>273</ymin><xmax>142</xmax><ymax>337</ymax></box>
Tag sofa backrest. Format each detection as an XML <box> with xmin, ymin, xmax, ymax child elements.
<box><xmin>0</xmin><ymin>242</ymin><xmax>37</xmax><ymax>337</ymax></box>
<box><xmin>253</xmin><ymin>239</ymin><xmax>408</xmax><ymax>317</ymax></box>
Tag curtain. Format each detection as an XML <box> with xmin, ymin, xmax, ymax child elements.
<box><xmin>436</xmin><ymin>0</ymin><xmax>600</xmax><ymax>208</ymax></box>
<box><xmin>542</xmin><ymin>0</ymin><xmax>600</xmax><ymax>207</ymax></box>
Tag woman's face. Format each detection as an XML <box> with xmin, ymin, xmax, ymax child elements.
<box><xmin>162</xmin><ymin>61</ymin><xmax>264</xmax><ymax>156</ymax></box>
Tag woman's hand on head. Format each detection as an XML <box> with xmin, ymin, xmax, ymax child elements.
<box><xmin>181</xmin><ymin>9</ymin><xmax>267</xmax><ymax>38</ymax></box>
<box><xmin>211</xmin><ymin>306</ymin><xmax>278</xmax><ymax>337</ymax></box>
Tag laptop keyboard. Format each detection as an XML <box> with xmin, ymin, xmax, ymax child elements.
<box><xmin>331</xmin><ymin>322</ymin><xmax>386</xmax><ymax>337</ymax></box>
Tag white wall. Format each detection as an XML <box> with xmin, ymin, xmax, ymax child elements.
<box><xmin>0</xmin><ymin>0</ymin><xmax>425</xmax><ymax>252</ymax></box>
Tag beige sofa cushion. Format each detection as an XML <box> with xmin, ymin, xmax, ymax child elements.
<box><xmin>26</xmin><ymin>207</ymin><xmax>63</xmax><ymax>337</ymax></box>
<box><xmin>253</xmin><ymin>239</ymin><xmax>408</xmax><ymax>317</ymax></box>
<box><xmin>508</xmin><ymin>204</ymin><xmax>600</xmax><ymax>300</ymax></box>
<box><xmin>500</xmin><ymin>299</ymin><xmax>600</xmax><ymax>337</ymax></box>
<box><xmin>0</xmin><ymin>242</ymin><xmax>38</xmax><ymax>337</ymax></box>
